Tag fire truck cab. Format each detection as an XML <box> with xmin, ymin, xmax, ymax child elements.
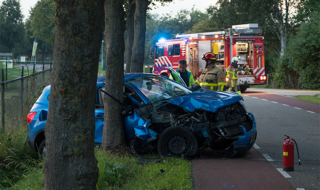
<box><xmin>151</xmin><ymin>23</ymin><xmax>266</xmax><ymax>92</ymax></box>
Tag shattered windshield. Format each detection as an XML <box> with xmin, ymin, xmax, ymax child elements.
<box><xmin>127</xmin><ymin>75</ymin><xmax>192</xmax><ymax>103</ymax></box>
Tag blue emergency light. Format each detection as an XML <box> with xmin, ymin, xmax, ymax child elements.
<box><xmin>158</xmin><ymin>38</ymin><xmax>166</xmax><ymax>43</ymax></box>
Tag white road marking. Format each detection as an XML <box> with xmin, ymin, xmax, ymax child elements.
<box><xmin>261</xmin><ymin>99</ymin><xmax>268</xmax><ymax>101</ymax></box>
<box><xmin>253</xmin><ymin>144</ymin><xmax>260</xmax><ymax>149</ymax></box>
<box><xmin>262</xmin><ymin>154</ymin><xmax>274</xmax><ymax>161</ymax></box>
<box><xmin>276</xmin><ymin>168</ymin><xmax>292</xmax><ymax>178</ymax></box>
<box><xmin>294</xmin><ymin>107</ymin><xmax>302</xmax><ymax>110</ymax></box>
<box><xmin>252</xmin><ymin>97</ymin><xmax>258</xmax><ymax>99</ymax></box>
<box><xmin>307</xmin><ymin>111</ymin><xmax>315</xmax><ymax>113</ymax></box>
<box><xmin>282</xmin><ymin>104</ymin><xmax>289</xmax><ymax>106</ymax></box>
<box><xmin>296</xmin><ymin>188</ymin><xmax>305</xmax><ymax>190</ymax></box>
<box><xmin>242</xmin><ymin>95</ymin><xmax>248</xmax><ymax>96</ymax></box>
<box><xmin>271</xmin><ymin>101</ymin><xmax>278</xmax><ymax>103</ymax></box>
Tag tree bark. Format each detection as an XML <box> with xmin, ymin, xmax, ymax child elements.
<box><xmin>43</xmin><ymin>0</ymin><xmax>104</xmax><ymax>189</ymax></box>
<box><xmin>101</xmin><ymin>0</ymin><xmax>126</xmax><ymax>150</ymax></box>
<box><xmin>130</xmin><ymin>0</ymin><xmax>149</xmax><ymax>72</ymax></box>
<box><xmin>125</xmin><ymin>0</ymin><xmax>135</xmax><ymax>73</ymax></box>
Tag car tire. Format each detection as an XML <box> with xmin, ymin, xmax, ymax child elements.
<box><xmin>157</xmin><ymin>126</ymin><xmax>198</xmax><ymax>157</ymax></box>
<box><xmin>39</xmin><ymin>140</ymin><xmax>46</xmax><ymax>157</ymax></box>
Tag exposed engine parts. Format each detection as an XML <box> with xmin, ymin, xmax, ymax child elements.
<box><xmin>133</xmin><ymin>101</ymin><xmax>255</xmax><ymax>157</ymax></box>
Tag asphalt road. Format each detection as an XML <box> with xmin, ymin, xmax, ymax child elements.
<box><xmin>192</xmin><ymin>88</ymin><xmax>320</xmax><ymax>190</ymax></box>
<box><xmin>243</xmin><ymin>88</ymin><xmax>320</xmax><ymax>190</ymax></box>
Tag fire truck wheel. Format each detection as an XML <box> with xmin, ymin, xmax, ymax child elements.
<box><xmin>240</xmin><ymin>86</ymin><xmax>247</xmax><ymax>93</ymax></box>
<box><xmin>157</xmin><ymin>127</ymin><xmax>198</xmax><ymax>157</ymax></box>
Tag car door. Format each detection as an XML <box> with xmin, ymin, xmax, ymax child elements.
<box><xmin>94</xmin><ymin>85</ymin><xmax>155</xmax><ymax>144</ymax></box>
<box><xmin>122</xmin><ymin>84</ymin><xmax>157</xmax><ymax>142</ymax></box>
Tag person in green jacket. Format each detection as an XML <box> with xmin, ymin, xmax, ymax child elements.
<box><xmin>169</xmin><ymin>59</ymin><xmax>195</xmax><ymax>87</ymax></box>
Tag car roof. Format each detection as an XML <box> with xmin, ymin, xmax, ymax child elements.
<box><xmin>97</xmin><ymin>73</ymin><xmax>159</xmax><ymax>83</ymax></box>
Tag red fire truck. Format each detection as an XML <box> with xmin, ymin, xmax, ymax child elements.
<box><xmin>150</xmin><ymin>24</ymin><xmax>266</xmax><ymax>92</ymax></box>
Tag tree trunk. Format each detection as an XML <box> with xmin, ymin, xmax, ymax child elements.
<box><xmin>125</xmin><ymin>0</ymin><xmax>135</xmax><ymax>73</ymax></box>
<box><xmin>280</xmin><ymin>22</ymin><xmax>285</xmax><ymax>57</ymax></box>
<box><xmin>130</xmin><ymin>0</ymin><xmax>149</xmax><ymax>72</ymax></box>
<box><xmin>43</xmin><ymin>0</ymin><xmax>104</xmax><ymax>189</ymax></box>
<box><xmin>101</xmin><ymin>0</ymin><xmax>125</xmax><ymax>150</ymax></box>
<box><xmin>284</xmin><ymin>0</ymin><xmax>288</xmax><ymax>54</ymax></box>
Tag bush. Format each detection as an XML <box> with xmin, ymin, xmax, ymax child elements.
<box><xmin>0</xmin><ymin>126</ymin><xmax>41</xmax><ymax>188</ymax></box>
<box><xmin>273</xmin><ymin>58</ymin><xmax>301</xmax><ymax>89</ymax></box>
<box><xmin>274</xmin><ymin>5</ymin><xmax>320</xmax><ymax>89</ymax></box>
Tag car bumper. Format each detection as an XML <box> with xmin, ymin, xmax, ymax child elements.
<box><xmin>234</xmin><ymin>112</ymin><xmax>257</xmax><ymax>148</ymax></box>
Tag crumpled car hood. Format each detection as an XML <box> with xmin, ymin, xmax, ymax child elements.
<box><xmin>164</xmin><ymin>89</ymin><xmax>242</xmax><ymax>112</ymax></box>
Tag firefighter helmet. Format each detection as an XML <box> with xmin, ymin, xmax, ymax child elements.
<box><xmin>231</xmin><ymin>57</ymin><xmax>239</xmax><ymax>63</ymax></box>
<box><xmin>231</xmin><ymin>57</ymin><xmax>239</xmax><ymax>68</ymax></box>
<box><xmin>202</xmin><ymin>52</ymin><xmax>217</xmax><ymax>60</ymax></box>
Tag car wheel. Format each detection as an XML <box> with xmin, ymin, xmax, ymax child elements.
<box><xmin>157</xmin><ymin>127</ymin><xmax>198</xmax><ymax>157</ymax></box>
<box><xmin>39</xmin><ymin>140</ymin><xmax>46</xmax><ymax>158</ymax></box>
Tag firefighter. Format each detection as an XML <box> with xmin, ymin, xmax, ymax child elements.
<box><xmin>191</xmin><ymin>52</ymin><xmax>226</xmax><ymax>91</ymax></box>
<box><xmin>169</xmin><ymin>59</ymin><xmax>195</xmax><ymax>87</ymax></box>
<box><xmin>226</xmin><ymin>57</ymin><xmax>241</xmax><ymax>95</ymax></box>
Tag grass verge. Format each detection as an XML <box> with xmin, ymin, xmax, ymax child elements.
<box><xmin>6</xmin><ymin>150</ymin><xmax>192</xmax><ymax>190</ymax></box>
<box><xmin>293</xmin><ymin>94</ymin><xmax>320</xmax><ymax>104</ymax></box>
<box><xmin>0</xmin><ymin>125</ymin><xmax>41</xmax><ymax>188</ymax></box>
<box><xmin>0</xmin><ymin>68</ymin><xmax>30</xmax><ymax>81</ymax></box>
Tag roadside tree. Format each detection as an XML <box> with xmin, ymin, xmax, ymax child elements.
<box><xmin>130</xmin><ymin>0</ymin><xmax>174</xmax><ymax>72</ymax></box>
<box><xmin>43</xmin><ymin>0</ymin><xmax>104</xmax><ymax>189</ymax></box>
<box><xmin>274</xmin><ymin>5</ymin><xmax>320</xmax><ymax>89</ymax></box>
<box><xmin>28</xmin><ymin>0</ymin><xmax>55</xmax><ymax>46</ymax></box>
<box><xmin>101</xmin><ymin>0</ymin><xmax>126</xmax><ymax>150</ymax></box>
<box><xmin>130</xmin><ymin>0</ymin><xmax>150</xmax><ymax>72</ymax></box>
<box><xmin>125</xmin><ymin>0</ymin><xmax>135</xmax><ymax>73</ymax></box>
<box><xmin>0</xmin><ymin>0</ymin><xmax>24</xmax><ymax>54</ymax></box>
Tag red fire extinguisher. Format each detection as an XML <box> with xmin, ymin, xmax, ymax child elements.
<box><xmin>283</xmin><ymin>135</ymin><xmax>301</xmax><ymax>171</ymax></box>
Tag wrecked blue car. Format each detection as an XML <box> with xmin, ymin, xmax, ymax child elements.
<box><xmin>27</xmin><ymin>73</ymin><xmax>257</xmax><ymax>158</ymax></box>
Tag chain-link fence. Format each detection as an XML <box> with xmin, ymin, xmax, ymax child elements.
<box><xmin>0</xmin><ymin>62</ymin><xmax>52</xmax><ymax>132</ymax></box>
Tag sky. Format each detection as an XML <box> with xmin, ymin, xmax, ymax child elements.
<box><xmin>0</xmin><ymin>0</ymin><xmax>218</xmax><ymax>22</ymax></box>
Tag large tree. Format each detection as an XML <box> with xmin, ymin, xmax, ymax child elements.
<box><xmin>130</xmin><ymin>0</ymin><xmax>150</xmax><ymax>72</ymax></box>
<box><xmin>274</xmin><ymin>4</ymin><xmax>320</xmax><ymax>89</ymax></box>
<box><xmin>268</xmin><ymin>0</ymin><xmax>302</xmax><ymax>56</ymax></box>
<box><xmin>101</xmin><ymin>0</ymin><xmax>126</xmax><ymax>150</ymax></box>
<box><xmin>43</xmin><ymin>0</ymin><xmax>104</xmax><ymax>189</ymax></box>
<box><xmin>26</xmin><ymin>0</ymin><xmax>56</xmax><ymax>60</ymax></box>
<box><xmin>125</xmin><ymin>0</ymin><xmax>135</xmax><ymax>73</ymax></box>
<box><xmin>0</xmin><ymin>0</ymin><xmax>24</xmax><ymax>53</ymax></box>
<box><xmin>130</xmin><ymin>0</ymin><xmax>174</xmax><ymax>72</ymax></box>
<box><xmin>29</xmin><ymin>0</ymin><xmax>56</xmax><ymax>46</ymax></box>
